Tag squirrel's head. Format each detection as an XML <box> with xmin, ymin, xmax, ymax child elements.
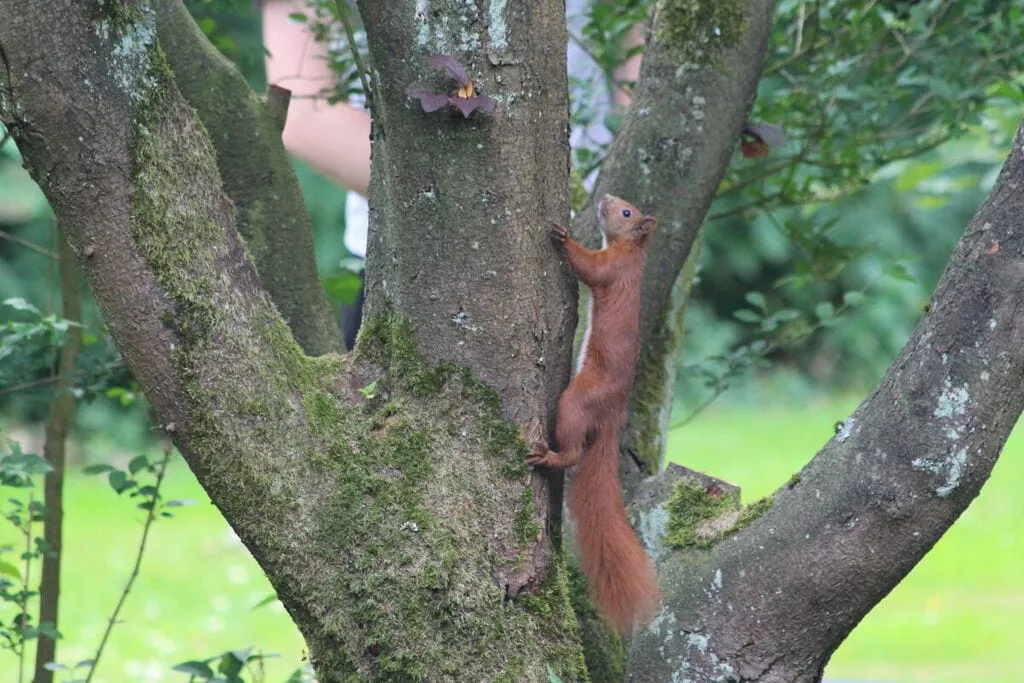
<box><xmin>597</xmin><ymin>194</ymin><xmax>657</xmax><ymax>247</ymax></box>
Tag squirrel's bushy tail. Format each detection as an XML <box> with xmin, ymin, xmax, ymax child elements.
<box><xmin>570</xmin><ymin>425</ymin><xmax>661</xmax><ymax>633</ymax></box>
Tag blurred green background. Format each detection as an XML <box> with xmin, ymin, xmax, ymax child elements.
<box><xmin>2</xmin><ymin>0</ymin><xmax>1023</xmax><ymax>681</ymax></box>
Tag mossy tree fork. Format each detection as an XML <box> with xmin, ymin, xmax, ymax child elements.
<box><xmin>1</xmin><ymin>1</ymin><xmax>1022</xmax><ymax>681</ymax></box>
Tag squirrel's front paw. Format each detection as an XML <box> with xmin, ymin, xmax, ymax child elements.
<box><xmin>527</xmin><ymin>440</ymin><xmax>553</xmax><ymax>467</ymax></box>
<box><xmin>549</xmin><ymin>222</ymin><xmax>568</xmax><ymax>243</ymax></box>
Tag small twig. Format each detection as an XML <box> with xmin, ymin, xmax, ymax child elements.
<box><xmin>0</xmin><ymin>360</ymin><xmax>126</xmax><ymax>397</ymax></box>
<box><xmin>84</xmin><ymin>446</ymin><xmax>173</xmax><ymax>683</ymax></box>
<box><xmin>708</xmin><ymin>191</ymin><xmax>784</xmax><ymax>221</ymax></box>
<box><xmin>669</xmin><ymin>386</ymin><xmax>729</xmax><ymax>431</ymax></box>
<box><xmin>794</xmin><ymin>0</ymin><xmax>805</xmax><ymax>55</ymax></box>
<box><xmin>1</xmin><ymin>375</ymin><xmax>63</xmax><ymax>396</ymax></box>
<box><xmin>332</xmin><ymin>0</ymin><xmax>371</xmax><ymax>107</ymax></box>
<box><xmin>0</xmin><ymin>229</ymin><xmax>58</xmax><ymax>259</ymax></box>
<box><xmin>16</xmin><ymin>492</ymin><xmax>34</xmax><ymax>683</ymax></box>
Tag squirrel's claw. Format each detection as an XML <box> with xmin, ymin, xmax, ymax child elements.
<box><xmin>527</xmin><ymin>440</ymin><xmax>552</xmax><ymax>467</ymax></box>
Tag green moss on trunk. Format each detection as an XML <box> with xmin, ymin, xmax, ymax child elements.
<box><xmin>656</xmin><ymin>0</ymin><xmax>748</xmax><ymax>64</ymax></box>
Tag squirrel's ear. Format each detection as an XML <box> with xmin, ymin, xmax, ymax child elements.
<box><xmin>634</xmin><ymin>216</ymin><xmax>657</xmax><ymax>236</ymax></box>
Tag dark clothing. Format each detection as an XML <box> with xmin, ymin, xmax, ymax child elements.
<box><xmin>340</xmin><ymin>269</ymin><xmax>365</xmax><ymax>350</ymax></box>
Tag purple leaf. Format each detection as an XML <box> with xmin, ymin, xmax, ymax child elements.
<box><xmin>419</xmin><ymin>92</ymin><xmax>452</xmax><ymax>113</ymax></box>
<box><xmin>424</xmin><ymin>54</ymin><xmax>471</xmax><ymax>87</ymax></box>
<box><xmin>451</xmin><ymin>95</ymin><xmax>495</xmax><ymax>118</ymax></box>
<box><xmin>405</xmin><ymin>83</ymin><xmax>452</xmax><ymax>113</ymax></box>
<box><xmin>405</xmin><ymin>82</ymin><xmax>431</xmax><ymax>98</ymax></box>
<box><xmin>743</xmin><ymin>122</ymin><xmax>788</xmax><ymax>148</ymax></box>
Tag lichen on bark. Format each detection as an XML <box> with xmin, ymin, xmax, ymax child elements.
<box><xmin>655</xmin><ymin>0</ymin><xmax>748</xmax><ymax>64</ymax></box>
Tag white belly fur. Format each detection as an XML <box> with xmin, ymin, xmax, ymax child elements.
<box><xmin>574</xmin><ymin>293</ymin><xmax>594</xmax><ymax>376</ymax></box>
<box><xmin>573</xmin><ymin>230</ymin><xmax>607</xmax><ymax>376</ymax></box>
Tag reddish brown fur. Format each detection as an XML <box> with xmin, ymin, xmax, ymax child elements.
<box><xmin>530</xmin><ymin>195</ymin><xmax>662</xmax><ymax>633</ymax></box>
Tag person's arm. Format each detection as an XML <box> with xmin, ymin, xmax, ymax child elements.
<box><xmin>612</xmin><ymin>23</ymin><xmax>644</xmax><ymax>108</ymax></box>
<box><xmin>263</xmin><ymin>0</ymin><xmax>371</xmax><ymax>195</ymax></box>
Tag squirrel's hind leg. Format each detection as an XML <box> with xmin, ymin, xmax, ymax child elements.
<box><xmin>527</xmin><ymin>377</ymin><xmax>594</xmax><ymax>469</ymax></box>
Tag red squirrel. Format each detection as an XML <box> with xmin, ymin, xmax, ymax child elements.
<box><xmin>530</xmin><ymin>194</ymin><xmax>661</xmax><ymax>633</ymax></box>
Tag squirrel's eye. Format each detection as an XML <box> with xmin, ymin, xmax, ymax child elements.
<box><xmin>621</xmin><ymin>209</ymin><xmax>632</xmax><ymax>218</ymax></box>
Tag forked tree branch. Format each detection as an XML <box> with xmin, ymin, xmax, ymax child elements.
<box><xmin>155</xmin><ymin>0</ymin><xmax>341</xmax><ymax>356</ymax></box>
<box><xmin>630</xmin><ymin>118</ymin><xmax>1024</xmax><ymax>682</ymax></box>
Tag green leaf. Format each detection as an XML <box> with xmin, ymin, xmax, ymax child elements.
<box><xmin>288</xmin><ymin>11</ymin><xmax>308</xmax><ymax>22</ymax></box>
<box><xmin>842</xmin><ymin>291</ymin><xmax>865</xmax><ymax>307</ymax></box>
<box><xmin>358</xmin><ymin>381</ymin><xmax>378</xmax><ymax>399</ymax></box>
<box><xmin>43</xmin><ymin>662</ymin><xmax>68</xmax><ymax>671</ymax></box>
<box><xmin>172</xmin><ymin>661</ymin><xmax>216</xmax><ymax>677</ymax></box>
<box><xmin>136</xmin><ymin>485</ymin><xmax>159</xmax><ymax>499</ymax></box>
<box><xmin>744</xmin><ymin>291</ymin><xmax>767</xmax><ymax>311</ymax></box>
<box><xmin>82</xmin><ymin>464</ymin><xmax>113</xmax><ymax>475</ymax></box>
<box><xmin>218</xmin><ymin>650</ymin><xmax>246</xmax><ymax>679</ymax></box>
<box><xmin>251</xmin><ymin>593</ymin><xmax>279</xmax><ymax>611</ymax></box>
<box><xmin>0</xmin><ymin>559</ymin><xmax>21</xmax><ymax>579</ymax></box>
<box><xmin>37</xmin><ymin>621</ymin><xmax>61</xmax><ymax>640</ymax></box>
<box><xmin>733</xmin><ymin>308</ymin><xmax>762</xmax><ymax>323</ymax></box>
<box><xmin>547</xmin><ymin>664</ymin><xmax>565</xmax><ymax>683</ymax></box>
<box><xmin>814</xmin><ymin>302</ymin><xmax>835</xmax><ymax>321</ymax></box>
<box><xmin>128</xmin><ymin>454</ymin><xmax>149</xmax><ymax>475</ymax></box>
<box><xmin>107</xmin><ymin>470</ymin><xmax>132</xmax><ymax>494</ymax></box>
<box><xmin>3</xmin><ymin>298</ymin><xmax>40</xmax><ymax>315</ymax></box>
<box><xmin>885</xmin><ymin>263</ymin><xmax>917</xmax><ymax>283</ymax></box>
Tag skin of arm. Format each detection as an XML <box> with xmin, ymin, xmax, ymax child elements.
<box><xmin>263</xmin><ymin>0</ymin><xmax>371</xmax><ymax>195</ymax></box>
<box><xmin>611</xmin><ymin>23</ymin><xmax>644</xmax><ymax>108</ymax></box>
<box><xmin>263</xmin><ymin>0</ymin><xmax>643</xmax><ymax>195</ymax></box>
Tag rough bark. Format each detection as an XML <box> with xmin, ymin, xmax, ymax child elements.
<box><xmin>628</xmin><ymin>119</ymin><xmax>1024</xmax><ymax>682</ymax></box>
<box><xmin>155</xmin><ymin>0</ymin><xmax>340</xmax><ymax>356</ymax></box>
<box><xmin>0</xmin><ymin>2</ymin><xmax>582</xmax><ymax>681</ymax></box>
<box><xmin>356</xmin><ymin>0</ymin><xmax>577</xmax><ymax>425</ymax></box>
<box><xmin>356</xmin><ymin>0</ymin><xmax>580</xmax><ymax>626</ymax></box>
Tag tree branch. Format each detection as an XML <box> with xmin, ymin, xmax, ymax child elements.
<box><xmin>34</xmin><ymin>224</ymin><xmax>82</xmax><ymax>682</ymax></box>
<box><xmin>155</xmin><ymin>0</ymin><xmax>341</xmax><ymax>356</ymax></box>
<box><xmin>630</xmin><ymin>117</ymin><xmax>1024</xmax><ymax>682</ymax></box>
<box><xmin>576</xmin><ymin>0</ymin><xmax>776</xmax><ymax>477</ymax></box>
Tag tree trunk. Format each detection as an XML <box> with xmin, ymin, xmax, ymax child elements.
<box><xmin>34</xmin><ymin>226</ymin><xmax>83</xmax><ymax>682</ymax></box>
<box><xmin>3</xmin><ymin>1</ymin><xmax>1023</xmax><ymax>682</ymax></box>
<box><xmin>1</xmin><ymin>2</ymin><xmax>581</xmax><ymax>680</ymax></box>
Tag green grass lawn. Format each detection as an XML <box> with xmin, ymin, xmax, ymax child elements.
<box><xmin>1</xmin><ymin>397</ymin><xmax>1021</xmax><ymax>682</ymax></box>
